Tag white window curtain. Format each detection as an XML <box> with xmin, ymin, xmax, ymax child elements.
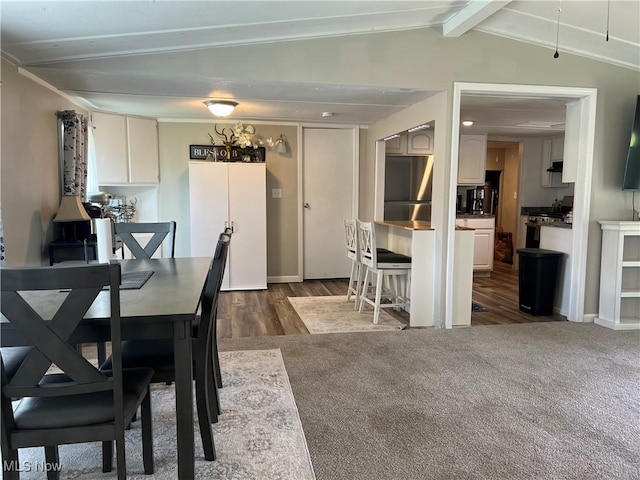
<box><xmin>56</xmin><ymin>110</ymin><xmax>88</xmax><ymax>198</ymax></box>
<box><xmin>86</xmin><ymin>127</ymin><xmax>99</xmax><ymax>195</ymax></box>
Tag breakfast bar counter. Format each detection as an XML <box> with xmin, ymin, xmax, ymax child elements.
<box><xmin>374</xmin><ymin>221</ymin><xmax>474</xmax><ymax>327</ymax></box>
<box><xmin>375</xmin><ymin>220</ymin><xmax>434</xmax><ymax>231</ymax></box>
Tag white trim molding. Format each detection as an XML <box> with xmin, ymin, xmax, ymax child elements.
<box><xmin>448</xmin><ymin>82</ymin><xmax>597</xmax><ymax>328</ymax></box>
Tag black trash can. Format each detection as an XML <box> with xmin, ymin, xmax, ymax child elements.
<box><xmin>516</xmin><ymin>248</ymin><xmax>564</xmax><ymax>316</ymax></box>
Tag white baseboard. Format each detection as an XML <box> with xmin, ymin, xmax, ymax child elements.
<box><xmin>267</xmin><ymin>275</ymin><xmax>300</xmax><ymax>284</ymax></box>
<box><xmin>582</xmin><ymin>313</ymin><xmax>597</xmax><ymax>323</ymax></box>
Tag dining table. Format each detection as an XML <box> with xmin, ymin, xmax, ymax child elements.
<box><xmin>0</xmin><ymin>257</ymin><xmax>211</xmax><ymax>479</ymax></box>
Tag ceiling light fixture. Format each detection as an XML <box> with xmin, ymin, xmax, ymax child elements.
<box><xmin>383</xmin><ymin>134</ymin><xmax>400</xmax><ymax>141</ymax></box>
<box><xmin>462</xmin><ymin>120</ymin><xmax>475</xmax><ymax>127</ymax></box>
<box><xmin>408</xmin><ymin>124</ymin><xmax>430</xmax><ymax>132</ymax></box>
<box><xmin>204</xmin><ymin>100</ymin><xmax>238</xmax><ymax>117</ymax></box>
<box><xmin>322</xmin><ymin>112</ymin><xmax>334</xmax><ymax>117</ymax></box>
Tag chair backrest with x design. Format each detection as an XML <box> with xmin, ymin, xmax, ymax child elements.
<box><xmin>1</xmin><ymin>263</ymin><xmax>122</xmax><ymax>401</ymax></box>
<box><xmin>357</xmin><ymin>220</ymin><xmax>378</xmax><ymax>269</ymax></box>
<box><xmin>344</xmin><ymin>219</ymin><xmax>358</xmax><ymax>261</ymax></box>
<box><xmin>114</xmin><ymin>221</ymin><xmax>176</xmax><ymax>259</ymax></box>
<box><xmin>1</xmin><ymin>262</ymin><xmax>157</xmax><ymax>479</ymax></box>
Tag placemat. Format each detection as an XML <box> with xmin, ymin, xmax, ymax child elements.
<box><xmin>101</xmin><ymin>270</ymin><xmax>154</xmax><ymax>290</ymax></box>
<box><xmin>120</xmin><ymin>270</ymin><xmax>154</xmax><ymax>289</ymax></box>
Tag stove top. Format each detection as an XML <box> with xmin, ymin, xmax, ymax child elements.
<box><xmin>527</xmin><ymin>213</ymin><xmax>565</xmax><ymax>223</ymax></box>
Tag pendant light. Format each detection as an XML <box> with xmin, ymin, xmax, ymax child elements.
<box><xmin>553</xmin><ymin>2</ymin><xmax>562</xmax><ymax>59</ymax></box>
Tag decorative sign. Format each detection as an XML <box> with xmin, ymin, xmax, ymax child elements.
<box><xmin>189</xmin><ymin>145</ymin><xmax>266</xmax><ymax>162</ymax></box>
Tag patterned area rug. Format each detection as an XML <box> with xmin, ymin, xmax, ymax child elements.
<box><xmin>288</xmin><ymin>296</ymin><xmax>407</xmax><ymax>334</ymax></box>
<box><xmin>7</xmin><ymin>350</ymin><xmax>315</xmax><ymax>480</ymax></box>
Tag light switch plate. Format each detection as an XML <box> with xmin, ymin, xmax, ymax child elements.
<box><xmin>272</xmin><ymin>188</ymin><xmax>282</xmax><ymax>198</ymax></box>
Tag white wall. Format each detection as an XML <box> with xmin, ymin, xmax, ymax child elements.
<box><xmin>1</xmin><ymin>59</ymin><xmax>88</xmax><ymax>266</ymax></box>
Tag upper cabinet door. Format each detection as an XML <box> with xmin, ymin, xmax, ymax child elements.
<box><xmin>458</xmin><ymin>134</ymin><xmax>487</xmax><ymax>185</ymax></box>
<box><xmin>385</xmin><ymin>134</ymin><xmax>406</xmax><ymax>155</ymax></box>
<box><xmin>551</xmin><ymin>135</ymin><xmax>564</xmax><ymax>161</ymax></box>
<box><xmin>407</xmin><ymin>130</ymin><xmax>433</xmax><ymax>155</ymax></box>
<box><xmin>127</xmin><ymin>117</ymin><xmax>159</xmax><ymax>184</ymax></box>
<box><xmin>92</xmin><ymin>112</ymin><xmax>128</xmax><ymax>184</ymax></box>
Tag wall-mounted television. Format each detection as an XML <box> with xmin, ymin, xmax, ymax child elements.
<box><xmin>622</xmin><ymin>95</ymin><xmax>640</xmax><ymax>191</ymax></box>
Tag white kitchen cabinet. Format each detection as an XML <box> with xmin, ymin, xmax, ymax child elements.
<box><xmin>92</xmin><ymin>112</ymin><xmax>159</xmax><ymax>185</ymax></box>
<box><xmin>384</xmin><ymin>130</ymin><xmax>434</xmax><ymax>155</ymax></box>
<box><xmin>540</xmin><ymin>225</ymin><xmax>572</xmax><ymax>317</ymax></box>
<box><xmin>458</xmin><ymin>134</ymin><xmax>487</xmax><ymax>185</ymax></box>
<box><xmin>595</xmin><ymin>221</ymin><xmax>640</xmax><ymax>330</ymax></box>
<box><xmin>541</xmin><ymin>137</ymin><xmax>568</xmax><ymax>188</ymax></box>
<box><xmin>551</xmin><ymin>135</ymin><xmax>564</xmax><ymax>160</ymax></box>
<box><xmin>407</xmin><ymin>130</ymin><xmax>433</xmax><ymax>155</ymax></box>
<box><xmin>515</xmin><ymin>215</ymin><xmax>529</xmax><ymax>269</ymax></box>
<box><xmin>385</xmin><ymin>134</ymin><xmax>406</xmax><ymax>155</ymax></box>
<box><xmin>455</xmin><ymin>216</ymin><xmax>495</xmax><ymax>274</ymax></box>
<box><xmin>189</xmin><ymin>162</ymin><xmax>267</xmax><ymax>291</ymax></box>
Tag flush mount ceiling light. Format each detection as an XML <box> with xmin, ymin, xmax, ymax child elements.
<box><xmin>322</xmin><ymin>112</ymin><xmax>334</xmax><ymax>117</ymax></box>
<box><xmin>204</xmin><ymin>100</ymin><xmax>238</xmax><ymax>117</ymax></box>
<box><xmin>462</xmin><ymin>120</ymin><xmax>475</xmax><ymax>127</ymax></box>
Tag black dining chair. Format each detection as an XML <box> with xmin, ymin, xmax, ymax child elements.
<box><xmin>0</xmin><ymin>262</ymin><xmax>155</xmax><ymax>480</ymax></box>
<box><xmin>102</xmin><ymin>231</ymin><xmax>230</xmax><ymax>461</ymax></box>
<box><xmin>113</xmin><ymin>221</ymin><xmax>176</xmax><ymax>259</ymax></box>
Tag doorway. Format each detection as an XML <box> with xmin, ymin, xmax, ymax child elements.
<box><xmin>300</xmin><ymin>126</ymin><xmax>359</xmax><ymax>279</ymax></box>
<box><xmin>446</xmin><ymin>83</ymin><xmax>597</xmax><ymax>328</ymax></box>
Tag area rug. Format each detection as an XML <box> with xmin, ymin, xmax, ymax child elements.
<box><xmin>472</xmin><ymin>301</ymin><xmax>490</xmax><ymax>312</ymax></box>
<box><xmin>6</xmin><ymin>349</ymin><xmax>315</xmax><ymax>480</ymax></box>
<box><xmin>288</xmin><ymin>296</ymin><xmax>407</xmax><ymax>334</ymax></box>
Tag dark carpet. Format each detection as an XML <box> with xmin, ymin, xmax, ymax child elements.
<box><xmin>220</xmin><ymin>322</ymin><xmax>640</xmax><ymax>480</ymax></box>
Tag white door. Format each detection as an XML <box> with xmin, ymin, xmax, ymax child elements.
<box><xmin>228</xmin><ymin>163</ymin><xmax>267</xmax><ymax>290</ymax></box>
<box><xmin>303</xmin><ymin>128</ymin><xmax>355</xmax><ymax>279</ymax></box>
<box><xmin>189</xmin><ymin>162</ymin><xmax>230</xmax><ymax>286</ymax></box>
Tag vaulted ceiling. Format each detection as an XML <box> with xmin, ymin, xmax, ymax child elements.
<box><xmin>2</xmin><ymin>1</ymin><xmax>638</xmax><ymax>133</ymax></box>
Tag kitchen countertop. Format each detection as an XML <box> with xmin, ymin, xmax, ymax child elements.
<box><xmin>540</xmin><ymin>222</ymin><xmax>572</xmax><ymax>229</ymax></box>
<box><xmin>456</xmin><ymin>213</ymin><xmax>495</xmax><ymax>218</ymax></box>
<box><xmin>375</xmin><ymin>220</ymin><xmax>433</xmax><ymax>231</ymax></box>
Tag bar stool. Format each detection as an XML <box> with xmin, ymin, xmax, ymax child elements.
<box><xmin>344</xmin><ymin>219</ymin><xmax>361</xmax><ymax>306</ymax></box>
<box><xmin>344</xmin><ymin>219</ymin><xmax>392</xmax><ymax>310</ymax></box>
<box><xmin>357</xmin><ymin>220</ymin><xmax>411</xmax><ymax>324</ymax></box>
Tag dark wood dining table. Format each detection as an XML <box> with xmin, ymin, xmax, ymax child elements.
<box><xmin>0</xmin><ymin>257</ymin><xmax>211</xmax><ymax>479</ymax></box>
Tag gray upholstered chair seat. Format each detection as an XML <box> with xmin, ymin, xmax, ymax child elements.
<box><xmin>14</xmin><ymin>368</ymin><xmax>154</xmax><ymax>430</ymax></box>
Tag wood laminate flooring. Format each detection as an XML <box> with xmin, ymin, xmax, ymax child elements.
<box><xmin>471</xmin><ymin>260</ymin><xmax>566</xmax><ymax>326</ymax></box>
<box><xmin>218</xmin><ymin>262</ymin><xmax>564</xmax><ymax>339</ymax></box>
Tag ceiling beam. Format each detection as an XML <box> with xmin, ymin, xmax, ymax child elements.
<box><xmin>442</xmin><ymin>0</ymin><xmax>512</xmax><ymax>37</ymax></box>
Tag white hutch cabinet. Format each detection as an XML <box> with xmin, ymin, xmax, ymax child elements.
<box><xmin>595</xmin><ymin>221</ymin><xmax>640</xmax><ymax>330</ymax></box>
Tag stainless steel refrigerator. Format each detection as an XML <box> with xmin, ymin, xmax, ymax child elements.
<box><xmin>384</xmin><ymin>155</ymin><xmax>434</xmax><ymax>221</ymax></box>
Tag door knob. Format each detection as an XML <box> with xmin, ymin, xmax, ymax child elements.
<box><xmin>303</xmin><ymin>202</ymin><xmax>311</xmax><ymax>209</ymax></box>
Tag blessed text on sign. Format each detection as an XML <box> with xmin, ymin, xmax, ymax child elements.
<box><xmin>189</xmin><ymin>145</ymin><xmax>265</xmax><ymax>162</ymax></box>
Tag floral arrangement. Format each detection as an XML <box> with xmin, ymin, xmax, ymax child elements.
<box><xmin>211</xmin><ymin>122</ymin><xmax>274</xmax><ymax>149</ymax></box>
